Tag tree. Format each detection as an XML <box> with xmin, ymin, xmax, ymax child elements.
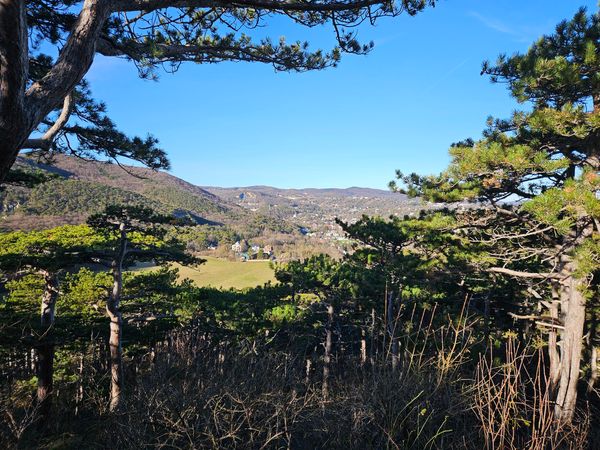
<box><xmin>0</xmin><ymin>225</ymin><xmax>107</xmax><ymax>414</ymax></box>
<box><xmin>391</xmin><ymin>7</ymin><xmax>600</xmax><ymax>423</ymax></box>
<box><xmin>275</xmin><ymin>254</ymin><xmax>347</xmax><ymax>397</ymax></box>
<box><xmin>0</xmin><ymin>0</ymin><xmax>435</xmax><ymax>185</ymax></box>
<box><xmin>87</xmin><ymin>204</ymin><xmax>200</xmax><ymax>410</ymax></box>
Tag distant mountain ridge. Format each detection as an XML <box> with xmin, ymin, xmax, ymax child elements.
<box><xmin>204</xmin><ymin>185</ymin><xmax>405</xmax><ymax>199</ymax></box>
<box><xmin>0</xmin><ymin>155</ymin><xmax>240</xmax><ymax>230</ymax></box>
<box><xmin>203</xmin><ymin>185</ymin><xmax>424</xmax><ymax>237</ymax></box>
<box><xmin>17</xmin><ymin>155</ymin><xmax>224</xmax><ymax>210</ymax></box>
<box><xmin>1</xmin><ymin>156</ymin><xmax>424</xmax><ymax>237</ymax></box>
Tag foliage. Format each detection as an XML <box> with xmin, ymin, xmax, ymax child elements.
<box><xmin>23</xmin><ymin>179</ymin><xmax>158</xmax><ymax>216</ymax></box>
<box><xmin>0</xmin><ymin>224</ymin><xmax>109</xmax><ymax>272</ymax></box>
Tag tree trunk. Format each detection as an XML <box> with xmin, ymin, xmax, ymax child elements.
<box><xmin>36</xmin><ymin>272</ymin><xmax>59</xmax><ymax>411</ymax></box>
<box><xmin>370</xmin><ymin>307</ymin><xmax>376</xmax><ymax>365</ymax></box>
<box><xmin>387</xmin><ymin>291</ymin><xmax>399</xmax><ymax>370</ymax></box>
<box><xmin>0</xmin><ymin>0</ymin><xmax>28</xmax><ymax>183</ymax></box>
<box><xmin>548</xmin><ymin>284</ymin><xmax>561</xmax><ymax>393</ymax></box>
<box><xmin>360</xmin><ymin>328</ymin><xmax>367</xmax><ymax>367</ymax></box>
<box><xmin>322</xmin><ymin>304</ymin><xmax>334</xmax><ymax>400</ymax></box>
<box><xmin>75</xmin><ymin>353</ymin><xmax>84</xmax><ymax>415</ymax></box>
<box><xmin>554</xmin><ymin>260</ymin><xmax>586</xmax><ymax>423</ymax></box>
<box><xmin>107</xmin><ymin>223</ymin><xmax>126</xmax><ymax>411</ymax></box>
<box><xmin>36</xmin><ymin>344</ymin><xmax>54</xmax><ymax>410</ymax></box>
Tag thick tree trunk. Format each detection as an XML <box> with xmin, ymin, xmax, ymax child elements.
<box><xmin>107</xmin><ymin>224</ymin><xmax>126</xmax><ymax>411</ymax></box>
<box><xmin>40</xmin><ymin>272</ymin><xmax>59</xmax><ymax>328</ymax></box>
<box><xmin>322</xmin><ymin>304</ymin><xmax>334</xmax><ymax>400</ymax></box>
<box><xmin>36</xmin><ymin>344</ymin><xmax>54</xmax><ymax>409</ymax></box>
<box><xmin>36</xmin><ymin>272</ymin><xmax>59</xmax><ymax>417</ymax></box>
<box><xmin>107</xmin><ymin>305</ymin><xmax>123</xmax><ymax>411</ymax></box>
<box><xmin>554</xmin><ymin>260</ymin><xmax>586</xmax><ymax>423</ymax></box>
<box><xmin>0</xmin><ymin>0</ymin><xmax>111</xmax><ymax>184</ymax></box>
<box><xmin>0</xmin><ymin>0</ymin><xmax>28</xmax><ymax>183</ymax></box>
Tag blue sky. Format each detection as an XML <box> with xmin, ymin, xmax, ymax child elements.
<box><xmin>87</xmin><ymin>0</ymin><xmax>598</xmax><ymax>189</ymax></box>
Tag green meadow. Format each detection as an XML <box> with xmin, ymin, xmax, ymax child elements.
<box><xmin>136</xmin><ymin>256</ymin><xmax>276</xmax><ymax>290</ymax></box>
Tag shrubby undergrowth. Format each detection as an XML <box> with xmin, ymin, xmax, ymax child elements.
<box><xmin>0</xmin><ymin>301</ymin><xmax>594</xmax><ymax>449</ymax></box>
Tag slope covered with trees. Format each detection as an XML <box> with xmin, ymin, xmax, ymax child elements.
<box><xmin>0</xmin><ymin>155</ymin><xmax>424</xmax><ymax>259</ymax></box>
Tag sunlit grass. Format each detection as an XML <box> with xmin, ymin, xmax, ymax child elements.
<box><xmin>135</xmin><ymin>256</ymin><xmax>276</xmax><ymax>290</ymax></box>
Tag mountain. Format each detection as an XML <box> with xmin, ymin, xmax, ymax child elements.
<box><xmin>203</xmin><ymin>185</ymin><xmax>425</xmax><ymax>240</ymax></box>
<box><xmin>0</xmin><ymin>156</ymin><xmax>427</xmax><ymax>252</ymax></box>
<box><xmin>16</xmin><ymin>154</ymin><xmax>226</xmax><ymax>212</ymax></box>
<box><xmin>0</xmin><ymin>155</ymin><xmax>265</xmax><ymax>232</ymax></box>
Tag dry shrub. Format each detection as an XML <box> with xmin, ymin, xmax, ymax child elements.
<box><xmin>472</xmin><ymin>335</ymin><xmax>589</xmax><ymax>450</ymax></box>
<box><xmin>105</xmin><ymin>335</ymin><xmax>468</xmax><ymax>449</ymax></box>
<box><xmin>0</xmin><ymin>318</ymin><xmax>594</xmax><ymax>449</ymax></box>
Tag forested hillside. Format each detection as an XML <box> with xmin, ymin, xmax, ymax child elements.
<box><xmin>2</xmin><ymin>155</ymin><xmax>233</xmax><ymax>227</ymax></box>
<box><xmin>1</xmin><ymin>155</ymin><xmax>425</xmax><ymax>258</ymax></box>
<box><xmin>205</xmin><ymin>185</ymin><xmax>431</xmax><ymax>241</ymax></box>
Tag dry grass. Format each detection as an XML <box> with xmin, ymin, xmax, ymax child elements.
<box><xmin>0</xmin><ymin>307</ymin><xmax>594</xmax><ymax>449</ymax></box>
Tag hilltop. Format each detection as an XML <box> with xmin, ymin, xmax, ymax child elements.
<box><xmin>204</xmin><ymin>185</ymin><xmax>425</xmax><ymax>241</ymax></box>
<box><xmin>0</xmin><ymin>155</ymin><xmax>287</xmax><ymax>232</ymax></box>
<box><xmin>0</xmin><ymin>155</ymin><xmax>428</xmax><ymax>257</ymax></box>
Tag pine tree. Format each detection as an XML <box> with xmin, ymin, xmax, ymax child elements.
<box><xmin>392</xmin><ymin>7</ymin><xmax>600</xmax><ymax>422</ymax></box>
<box><xmin>0</xmin><ymin>0</ymin><xmax>434</xmax><ymax>185</ymax></box>
<box><xmin>0</xmin><ymin>225</ymin><xmax>108</xmax><ymax>415</ymax></box>
<box><xmin>87</xmin><ymin>204</ymin><xmax>200</xmax><ymax>410</ymax></box>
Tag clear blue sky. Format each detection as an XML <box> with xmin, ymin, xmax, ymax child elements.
<box><xmin>87</xmin><ymin>0</ymin><xmax>598</xmax><ymax>189</ymax></box>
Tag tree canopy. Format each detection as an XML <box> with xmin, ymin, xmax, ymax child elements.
<box><xmin>391</xmin><ymin>6</ymin><xmax>600</xmax><ymax>423</ymax></box>
<box><xmin>0</xmin><ymin>0</ymin><xmax>435</xmax><ymax>185</ymax></box>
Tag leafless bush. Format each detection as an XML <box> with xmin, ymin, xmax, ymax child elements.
<box><xmin>472</xmin><ymin>335</ymin><xmax>589</xmax><ymax>450</ymax></box>
<box><xmin>0</xmin><ymin>319</ymin><xmax>593</xmax><ymax>449</ymax></box>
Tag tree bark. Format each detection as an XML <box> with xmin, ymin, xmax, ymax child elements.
<box><xmin>322</xmin><ymin>304</ymin><xmax>334</xmax><ymax>400</ymax></box>
<box><xmin>548</xmin><ymin>285</ymin><xmax>561</xmax><ymax>393</ymax></box>
<box><xmin>107</xmin><ymin>223</ymin><xmax>127</xmax><ymax>411</ymax></box>
<box><xmin>36</xmin><ymin>272</ymin><xmax>59</xmax><ymax>416</ymax></box>
<box><xmin>36</xmin><ymin>343</ymin><xmax>54</xmax><ymax>410</ymax></box>
<box><xmin>0</xmin><ymin>0</ymin><xmax>28</xmax><ymax>183</ymax></box>
<box><xmin>554</xmin><ymin>258</ymin><xmax>586</xmax><ymax>423</ymax></box>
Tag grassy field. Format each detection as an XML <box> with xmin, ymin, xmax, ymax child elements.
<box><xmin>138</xmin><ymin>256</ymin><xmax>276</xmax><ymax>290</ymax></box>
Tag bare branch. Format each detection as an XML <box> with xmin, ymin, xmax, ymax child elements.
<box><xmin>508</xmin><ymin>312</ymin><xmax>565</xmax><ymax>330</ymax></box>
<box><xmin>21</xmin><ymin>92</ymin><xmax>73</xmax><ymax>150</ymax></box>
<box><xmin>487</xmin><ymin>266</ymin><xmax>560</xmax><ymax>280</ymax></box>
